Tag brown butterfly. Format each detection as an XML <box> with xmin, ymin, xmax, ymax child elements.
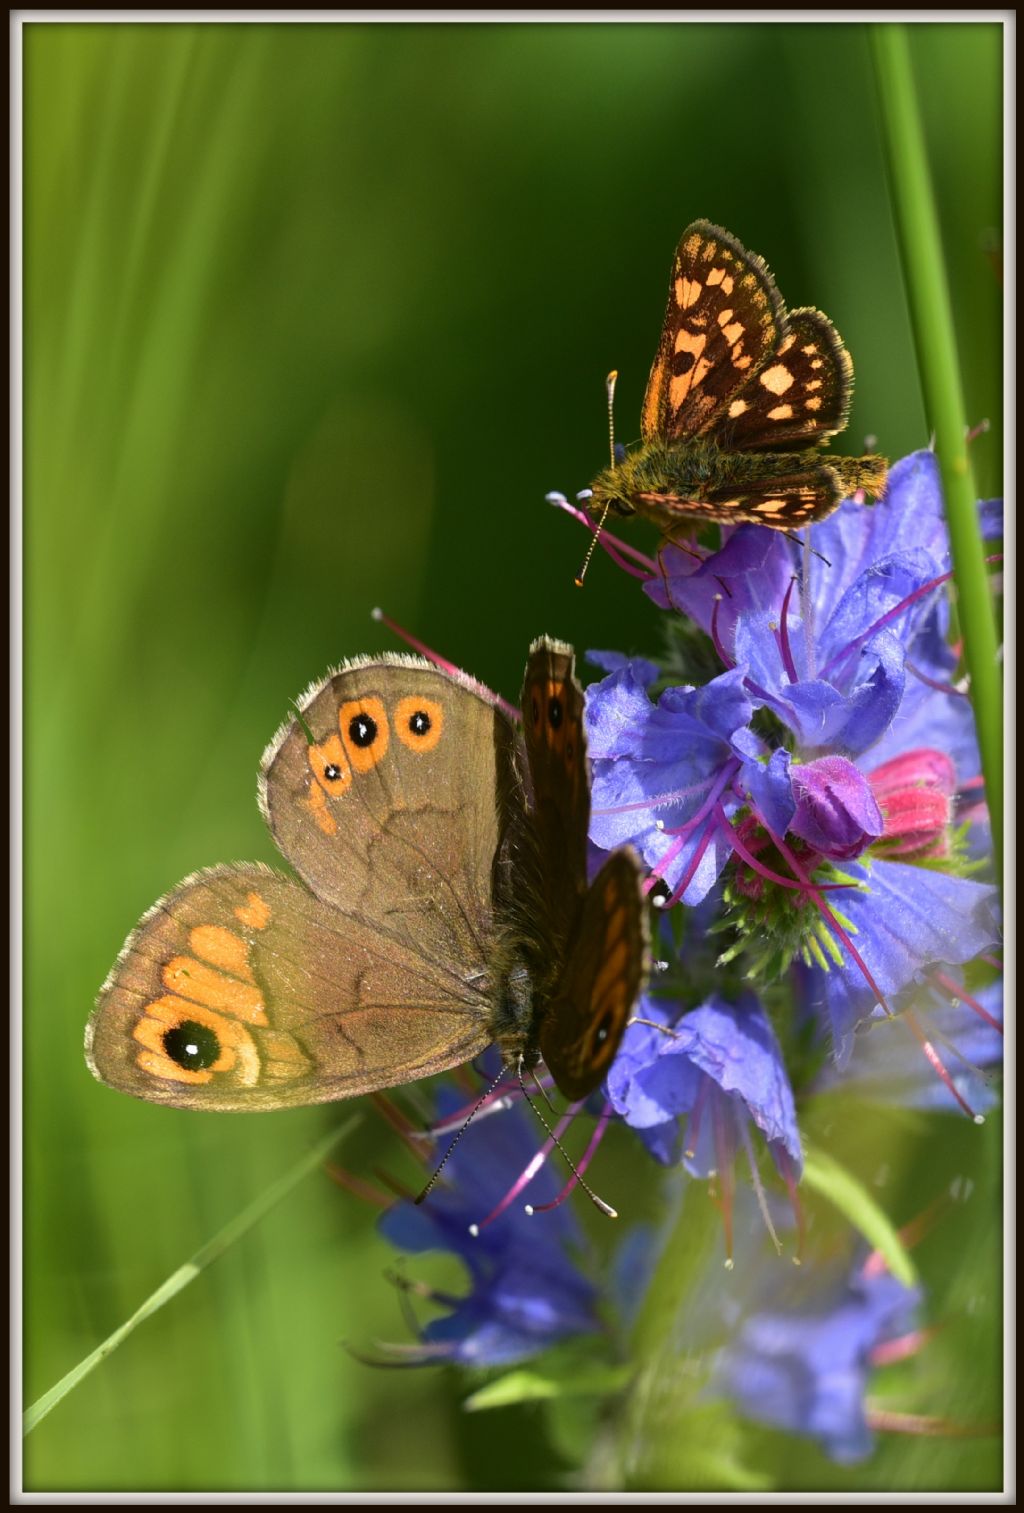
<box><xmin>588</xmin><ymin>219</ymin><xmax>888</xmax><ymax>535</ymax></box>
<box><xmin>86</xmin><ymin>640</ymin><xmax>648</xmax><ymax>1112</ymax></box>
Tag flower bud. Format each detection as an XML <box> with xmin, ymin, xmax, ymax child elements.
<box><xmin>790</xmin><ymin>756</ymin><xmax>884</xmax><ymax>861</ymax></box>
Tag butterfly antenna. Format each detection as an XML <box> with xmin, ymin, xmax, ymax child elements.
<box><xmin>575</xmin><ymin>370</ymin><xmax>618</xmax><ymax>589</ymax></box>
<box><xmin>414</xmin><ymin>1063</ymin><xmax>510</xmax><ymax>1206</ymax></box>
<box><xmin>516</xmin><ymin>1060</ymin><xmax>618</xmax><ymax>1219</ymax></box>
<box><xmin>779</xmin><ymin>529</ymin><xmax>831</xmax><ymax>568</ymax></box>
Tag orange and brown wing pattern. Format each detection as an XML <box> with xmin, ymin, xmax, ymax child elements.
<box><xmin>538</xmin><ymin>849</ymin><xmax>648</xmax><ymax>1101</ymax></box>
<box><xmin>712</xmin><ymin>307</ymin><xmax>854</xmax><ymax>452</ymax></box>
<box><xmin>87</xmin><ymin>864</ymin><xmax>494</xmax><ymax>1110</ymax></box>
<box><xmin>641</xmin><ymin>220</ymin><xmax>787</xmax><ymax>443</ymax></box>
<box><xmin>261</xmin><ymin>656</ymin><xmax>520</xmax><ymax>976</ymax></box>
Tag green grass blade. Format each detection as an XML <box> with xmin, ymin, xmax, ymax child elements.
<box><xmin>870</xmin><ymin>22</ymin><xmax>1003</xmax><ymax>878</ymax></box>
<box><xmin>802</xmin><ymin>1142</ymin><xmax>918</xmax><ymax>1289</ymax></box>
<box><xmin>24</xmin><ymin>1116</ymin><xmax>359</xmax><ymax>1437</ymax></box>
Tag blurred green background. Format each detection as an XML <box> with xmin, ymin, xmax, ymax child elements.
<box><xmin>24</xmin><ymin>20</ymin><xmax>1003</xmax><ymax>1493</ymax></box>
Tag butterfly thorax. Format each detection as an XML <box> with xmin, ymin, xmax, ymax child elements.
<box><xmin>590</xmin><ymin>436</ymin><xmax>817</xmax><ymax>518</ymax></box>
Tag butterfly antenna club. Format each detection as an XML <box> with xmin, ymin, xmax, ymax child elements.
<box><xmin>515</xmin><ymin>1060</ymin><xmax>618</xmax><ymax>1220</ymax></box>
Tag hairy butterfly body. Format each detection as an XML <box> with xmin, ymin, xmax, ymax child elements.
<box><xmin>588</xmin><ymin>220</ymin><xmax>888</xmax><ymax>534</ymax></box>
<box><xmin>87</xmin><ymin>641</ymin><xmax>647</xmax><ymax>1111</ymax></box>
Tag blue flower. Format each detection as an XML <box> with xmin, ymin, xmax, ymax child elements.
<box><xmin>814</xmin><ymin>980</ymin><xmax>1003</xmax><ymax>1115</ymax></box>
<box><xmin>713</xmin><ymin>1254</ymin><xmax>923</xmax><ymax>1463</ymax></box>
<box><xmin>376</xmin><ymin>1088</ymin><xmax>600</xmax><ymax>1366</ymax></box>
<box><xmin>605</xmin><ymin>993</ymin><xmax>802</xmax><ymax>1234</ymax></box>
<box><xmin>585</xmin><ymin>660</ymin><xmax>760</xmax><ymax>905</ymax></box>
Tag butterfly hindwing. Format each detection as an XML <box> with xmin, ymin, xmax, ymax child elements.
<box><xmin>87</xmin><ymin>864</ymin><xmax>494</xmax><ymax>1110</ymax></box>
<box><xmin>538</xmin><ymin>850</ymin><xmax>648</xmax><ymax>1100</ymax></box>
<box><xmin>641</xmin><ymin>219</ymin><xmax>787</xmax><ymax>444</ymax></box>
<box><xmin>702</xmin><ymin>465</ymin><xmax>845</xmax><ymax>526</ymax></box>
<box><xmin>712</xmin><ymin>306</ymin><xmax>854</xmax><ymax>452</ymax></box>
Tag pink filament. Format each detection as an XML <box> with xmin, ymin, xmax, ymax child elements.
<box><xmin>528</xmin><ymin>1103</ymin><xmax>613</xmax><ymax>1213</ymax></box>
<box><xmin>549</xmin><ymin>494</ymin><xmax>657</xmax><ymax>577</ymax></box>
<box><xmin>717</xmin><ymin>806</ymin><xmax>853</xmax><ymax>893</ymax></box>
<box><xmin>775</xmin><ymin>576</ymin><xmax>800</xmax><ymax>683</ymax></box>
<box><xmin>928</xmin><ymin>969</ymin><xmax>1003</xmax><ymax>1035</ymax></box>
<box><xmin>372</xmin><ymin>608</ymin><xmax>520</xmax><ymax>724</ymax></box>
<box><xmin>472</xmin><ymin>1106</ymin><xmax>578</xmax><ymax>1231</ymax></box>
<box><xmin>709</xmin><ymin>595</ymin><xmax>735</xmax><ymax>668</ymax></box>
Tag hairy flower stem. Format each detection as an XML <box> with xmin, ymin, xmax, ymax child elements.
<box><xmin>870</xmin><ymin>23</ymin><xmax>1003</xmax><ymax>881</ymax></box>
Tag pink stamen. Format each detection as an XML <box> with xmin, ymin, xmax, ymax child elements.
<box><xmin>821</xmin><ymin>555</ymin><xmax>1002</xmax><ymax>682</ymax></box>
<box><xmin>712</xmin><ymin>1098</ymin><xmax>736</xmax><ymax>1267</ymax></box>
<box><xmin>717</xmin><ymin>805</ymin><xmax>853</xmax><ymax>893</ymax></box>
<box><xmin>775</xmin><ymin>576</ymin><xmax>800</xmax><ymax>683</ymax></box>
<box><xmin>547</xmin><ymin>493</ymin><xmax>657</xmax><ymax>578</ymax></box>
<box><xmin>325</xmin><ymin>1164</ymin><xmax>394</xmax><ymax>1210</ymax></box>
<box><xmin>372</xmin><ymin>607</ymin><xmax>520</xmax><ymax>724</ymax></box>
<box><xmin>684</xmin><ymin>1077</ymin><xmax>711</xmax><ymax>1161</ymax></box>
<box><xmin>709</xmin><ymin>595</ymin><xmax>735</xmax><ymax>668</ymax></box>
<box><xmin>905</xmin><ymin>659</ymin><xmax>970</xmax><ymax>698</ymax></box>
<box><xmin>471</xmin><ymin>1106</ymin><xmax>578</xmax><ymax>1231</ymax></box>
<box><xmin>928</xmin><ymin>969</ymin><xmax>1003</xmax><ymax>1035</ymax></box>
<box><xmin>864</xmin><ymin>1407</ymin><xmax>997</xmax><ymax>1439</ymax></box>
<box><xmin>774</xmin><ymin>1147</ymin><xmax>807</xmax><ymax>1265</ymax></box>
<box><xmin>648</xmin><ymin>813</ymin><xmax>718</xmax><ymax>907</ymax></box>
<box><xmin>527</xmin><ymin>1103</ymin><xmax>613</xmax><ymax>1213</ymax></box>
<box><xmin>861</xmin><ymin>1193</ymin><xmax>951</xmax><ymax>1280</ymax></box>
<box><xmin>764</xmin><ymin>824</ymin><xmax>894</xmax><ymax>1017</ymax></box>
<box><xmin>869</xmin><ymin>1328</ymin><xmax>938</xmax><ymax>1368</ymax></box>
<box><xmin>902</xmin><ymin>1009</ymin><xmax>980</xmax><ymax>1120</ymax></box>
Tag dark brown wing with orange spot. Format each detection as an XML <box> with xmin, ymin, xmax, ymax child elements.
<box><xmin>711</xmin><ymin>307</ymin><xmax>854</xmax><ymax>452</ymax></box>
<box><xmin>538</xmin><ymin>850</ymin><xmax>648</xmax><ymax>1100</ymax></box>
<box><xmin>641</xmin><ymin>220</ymin><xmax>787</xmax><ymax>443</ymax></box>
<box><xmin>87</xmin><ymin>864</ymin><xmax>495</xmax><ymax>1110</ymax></box>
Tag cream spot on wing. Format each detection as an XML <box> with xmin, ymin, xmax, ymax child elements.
<box><xmin>811</xmin><ymin>359</ymin><xmax>824</xmax><ymax>370</ymax></box>
<box><xmin>674</xmin><ymin>327</ymin><xmax>706</xmax><ymax>356</ymax></box>
<box><xmin>806</xmin><ymin>396</ymin><xmax>823</xmax><ymax>411</ymax></box>
<box><xmin>759</xmin><ymin>364</ymin><xmax>794</xmax><ymax>395</ymax></box>
<box><xmin>728</xmin><ymin>399</ymin><xmax>748</xmax><ymax>418</ymax></box>
<box><xmin>768</xmin><ymin>403</ymin><xmax>794</xmax><ymax>420</ymax></box>
<box><xmin>706</xmin><ymin>267</ymin><xmax>734</xmax><ymax>295</ymax></box>
<box><xmin>757</xmin><ymin>499</ymin><xmax>789</xmax><ymax>515</ymax></box>
<box><xmin>802</xmin><ymin>343</ymin><xmax>819</xmax><ymax>355</ymax></box>
<box><xmin>722</xmin><ymin>322</ymin><xmax>744</xmax><ymax>346</ymax></box>
<box><xmin>778</xmin><ymin>334</ymin><xmax>796</xmax><ymax>355</ymax></box>
<box><xmin>807</xmin><ymin>378</ymin><xmax>822</xmax><ymax>391</ymax></box>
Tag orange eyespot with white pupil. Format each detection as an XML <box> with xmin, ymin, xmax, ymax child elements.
<box><xmin>395</xmin><ymin>695</ymin><xmax>444</xmax><ymax>752</ymax></box>
<box><xmin>339</xmin><ymin>697</ymin><xmax>389</xmax><ymax>772</ymax></box>
<box><xmin>307</xmin><ymin>732</ymin><xmax>352</xmax><ymax>797</ymax></box>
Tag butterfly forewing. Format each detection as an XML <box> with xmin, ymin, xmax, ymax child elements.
<box><xmin>714</xmin><ymin>306</ymin><xmax>854</xmax><ymax>452</ymax></box>
<box><xmin>261</xmin><ymin>657</ymin><xmax>521</xmax><ymax>974</ymax></box>
<box><xmin>538</xmin><ymin>850</ymin><xmax>648</xmax><ymax>1101</ymax></box>
<box><xmin>641</xmin><ymin>219</ymin><xmax>787</xmax><ymax>444</ymax></box>
<box><xmin>87</xmin><ymin>865</ymin><xmax>494</xmax><ymax>1110</ymax></box>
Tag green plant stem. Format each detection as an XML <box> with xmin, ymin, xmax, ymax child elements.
<box><xmin>614</xmin><ymin>1180</ymin><xmax>767</xmax><ymax>1491</ymax></box>
<box><xmin>870</xmin><ymin>23</ymin><xmax>1003</xmax><ymax>881</ymax></box>
<box><xmin>24</xmin><ymin>1117</ymin><xmax>359</xmax><ymax>1437</ymax></box>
